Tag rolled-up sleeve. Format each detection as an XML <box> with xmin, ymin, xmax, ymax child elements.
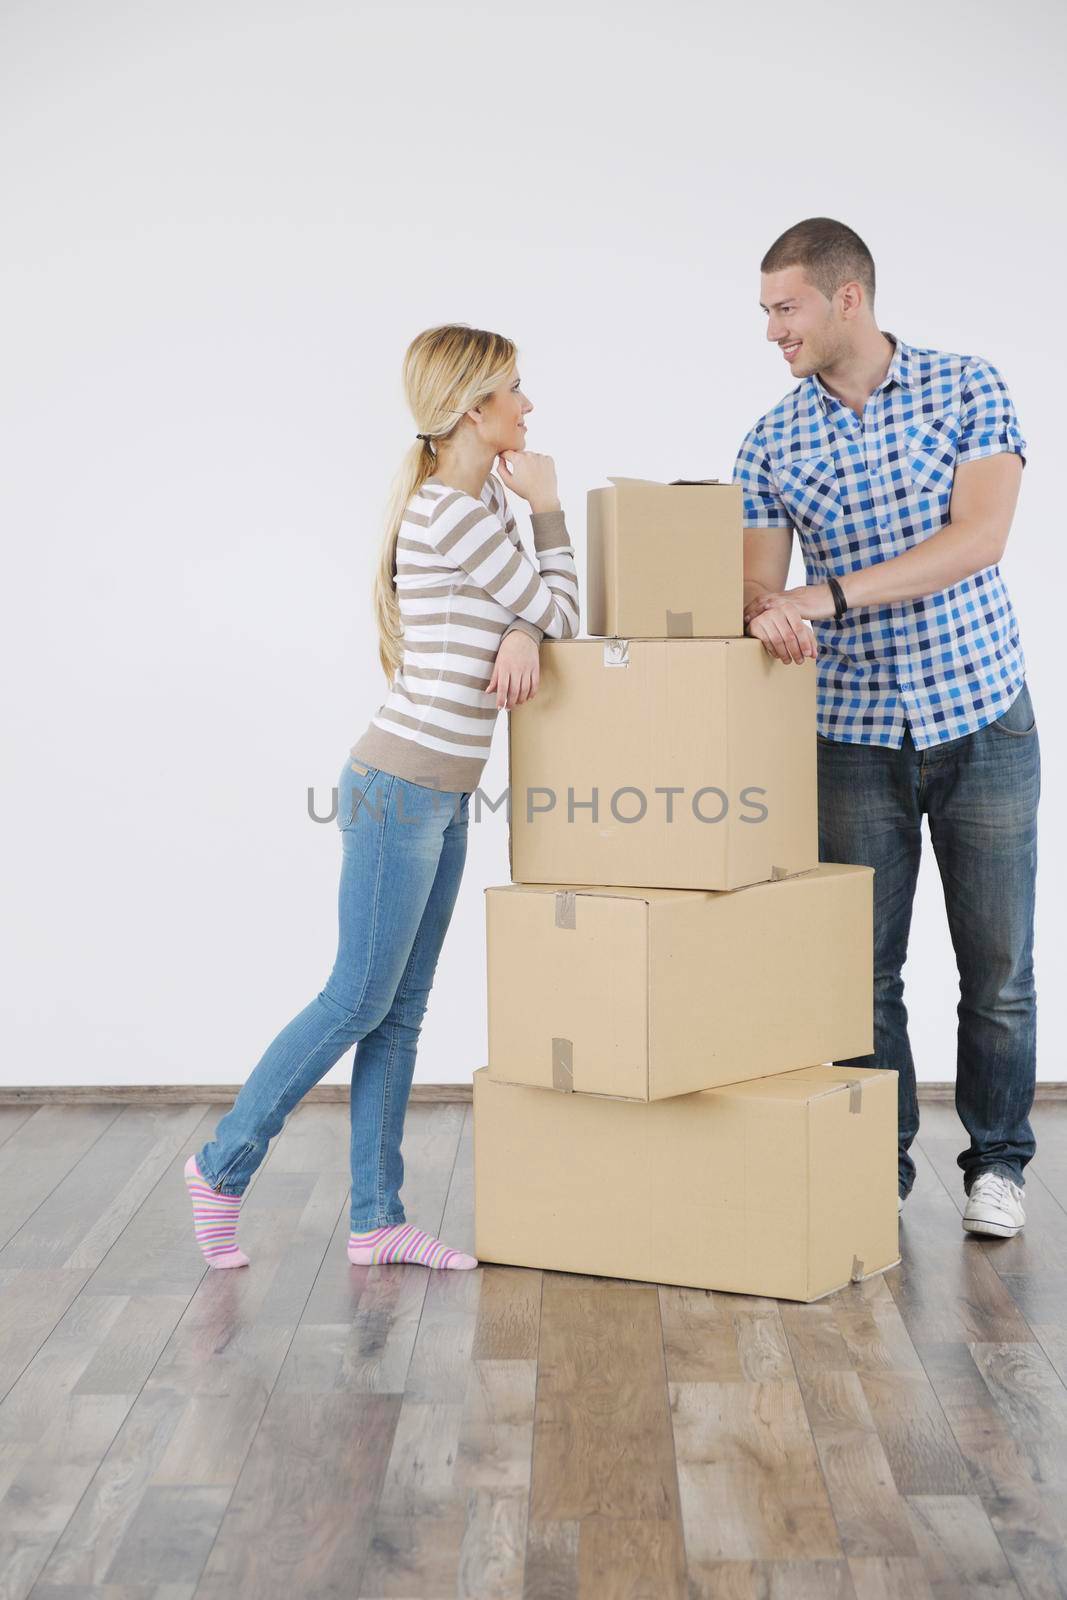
<box><xmin>733</xmin><ymin>420</ymin><xmax>791</xmax><ymax>528</ymax></box>
<box><xmin>956</xmin><ymin>357</ymin><xmax>1028</xmax><ymax>467</ymax></box>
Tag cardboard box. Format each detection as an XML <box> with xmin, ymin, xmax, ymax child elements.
<box><xmin>485</xmin><ymin>863</ymin><xmax>873</xmax><ymax>1100</ymax></box>
<box><xmin>473</xmin><ymin>1065</ymin><xmax>900</xmax><ymax>1303</ymax></box>
<box><xmin>507</xmin><ymin>638</ymin><xmax>817</xmax><ymax>891</ymax></box>
<box><xmin>586</xmin><ymin>477</ymin><xmax>744</xmax><ymax>638</ymax></box>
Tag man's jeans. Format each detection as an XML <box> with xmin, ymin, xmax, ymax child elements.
<box><xmin>196</xmin><ymin>759</ymin><xmax>470</xmax><ymax>1230</ymax></box>
<box><xmin>817</xmin><ymin>680</ymin><xmax>1040</xmax><ymax>1201</ymax></box>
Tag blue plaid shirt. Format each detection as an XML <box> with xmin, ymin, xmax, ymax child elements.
<box><xmin>733</xmin><ymin>334</ymin><xmax>1028</xmax><ymax>748</ymax></box>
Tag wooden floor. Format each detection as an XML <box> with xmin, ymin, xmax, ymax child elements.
<box><xmin>2</xmin><ymin>1100</ymin><xmax>1067</xmax><ymax>1600</ymax></box>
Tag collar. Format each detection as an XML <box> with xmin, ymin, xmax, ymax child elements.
<box><xmin>811</xmin><ymin>332</ymin><xmax>911</xmax><ymax>413</ymax></box>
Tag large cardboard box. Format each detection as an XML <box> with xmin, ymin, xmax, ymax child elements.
<box><xmin>507</xmin><ymin>638</ymin><xmax>817</xmax><ymax>891</ymax></box>
<box><xmin>586</xmin><ymin>477</ymin><xmax>744</xmax><ymax>638</ymax></box>
<box><xmin>486</xmin><ymin>863</ymin><xmax>873</xmax><ymax>1101</ymax></box>
<box><xmin>473</xmin><ymin>1065</ymin><xmax>900</xmax><ymax>1303</ymax></box>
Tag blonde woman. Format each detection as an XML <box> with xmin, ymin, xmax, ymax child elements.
<box><xmin>184</xmin><ymin>325</ymin><xmax>580</xmax><ymax>1269</ymax></box>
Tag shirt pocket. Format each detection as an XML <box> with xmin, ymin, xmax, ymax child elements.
<box><xmin>903</xmin><ymin>414</ymin><xmax>960</xmax><ymax>497</ymax></box>
<box><xmin>772</xmin><ymin>450</ymin><xmax>841</xmax><ymax>553</ymax></box>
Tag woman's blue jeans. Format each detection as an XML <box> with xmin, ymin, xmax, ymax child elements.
<box><xmin>196</xmin><ymin>759</ymin><xmax>471</xmax><ymax>1230</ymax></box>
<box><xmin>817</xmin><ymin>680</ymin><xmax>1040</xmax><ymax>1202</ymax></box>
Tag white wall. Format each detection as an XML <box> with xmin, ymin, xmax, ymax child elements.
<box><xmin>2</xmin><ymin>0</ymin><xmax>1062</xmax><ymax>1089</ymax></box>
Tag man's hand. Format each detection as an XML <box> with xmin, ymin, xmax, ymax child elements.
<box><xmin>743</xmin><ymin>585</ymin><xmax>828</xmax><ymax>665</ymax></box>
<box><xmin>488</xmin><ymin>630</ymin><xmax>540</xmax><ymax>708</ymax></box>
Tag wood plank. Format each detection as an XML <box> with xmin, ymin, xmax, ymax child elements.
<box><xmin>780</xmin><ymin>1273</ymin><xmax>973</xmax><ymax>1499</ymax></box>
<box><xmin>914</xmin><ymin>1340</ymin><xmax>1067</xmax><ymax>1599</ymax></box>
<box><xmin>521</xmin><ymin>1519</ymin><xmax>579</xmax><ymax>1600</ymax></box>
<box><xmin>687</xmin><ymin>1559</ymin><xmax>855</xmax><ymax>1598</ymax></box>
<box><xmin>530</xmin><ymin>1274</ymin><xmax>680</xmax><ymax>1523</ymax></box>
<box><xmin>3</xmin><ymin>1105</ymin><xmax>205</xmax><ymax>1270</ymax></box>
<box><xmin>455</xmin><ymin>1359</ymin><xmax>537</xmax><ymax>1493</ymax></box>
<box><xmin>796</xmin><ymin>1368</ymin><xmax>918</xmax><ymax>1557</ymax></box>
<box><xmin>968</xmin><ymin>1342</ymin><xmax>1067</xmax><ymax>1494</ymax></box>
<box><xmin>31</xmin><ymin>1105</ymin><xmax>346</xmax><ymax>1592</ymax></box>
<box><xmin>0</xmin><ymin>1104</ymin><xmax>121</xmax><ymax>1249</ymax></box>
<box><xmin>358</xmin><ymin>1104</ymin><xmax>531</xmax><ymax>1597</ymax></box>
<box><xmin>473</xmin><ymin>1266</ymin><xmax>542</xmax><ymax>1362</ymax></box>
<box><xmin>904</xmin><ymin>1494</ymin><xmax>1023</xmax><ymax>1598</ymax></box>
<box><xmin>670</xmin><ymin>1379</ymin><xmax>841</xmax><ymax>1565</ymax></box>
<box><xmin>193</xmin><ymin>1393</ymin><xmax>402</xmax><ymax>1599</ymax></box>
<box><xmin>847</xmin><ymin>1554</ymin><xmax>937</xmax><ymax>1598</ymax></box>
<box><xmin>0</xmin><ymin>1107</ymin><xmax>37</xmax><ymax>1150</ymax></box>
<box><xmin>659</xmin><ymin>1288</ymin><xmax>793</xmax><ymax>1384</ymax></box>
<box><xmin>577</xmin><ymin>1515</ymin><xmax>686</xmax><ymax>1597</ymax></box>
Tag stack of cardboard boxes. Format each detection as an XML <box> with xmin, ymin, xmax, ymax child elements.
<box><xmin>473</xmin><ymin>478</ymin><xmax>900</xmax><ymax>1303</ymax></box>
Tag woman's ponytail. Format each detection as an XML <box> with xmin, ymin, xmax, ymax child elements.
<box><xmin>371</xmin><ymin>326</ymin><xmax>517</xmax><ymax>686</ymax></box>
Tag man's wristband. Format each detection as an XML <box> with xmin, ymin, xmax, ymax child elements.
<box><xmin>827</xmin><ymin>574</ymin><xmax>849</xmax><ymax>622</ymax></box>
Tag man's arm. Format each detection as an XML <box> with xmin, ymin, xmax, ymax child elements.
<box><xmin>743</xmin><ymin>525</ymin><xmax>816</xmax><ymax>663</ymax></box>
<box><xmin>733</xmin><ymin>424</ymin><xmax>815</xmax><ymax>662</ymax></box>
<box><xmin>744</xmin><ymin>525</ymin><xmax>792</xmax><ymax>606</ymax></box>
<box><xmin>832</xmin><ymin>451</ymin><xmax>1022</xmax><ymax>607</ymax></box>
<box><xmin>747</xmin><ymin>452</ymin><xmax>1023</xmax><ymax>624</ymax></box>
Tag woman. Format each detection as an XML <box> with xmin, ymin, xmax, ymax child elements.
<box><xmin>184</xmin><ymin>324</ymin><xmax>580</xmax><ymax>1269</ymax></box>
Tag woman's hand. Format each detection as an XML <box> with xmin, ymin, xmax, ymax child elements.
<box><xmin>488</xmin><ymin>630</ymin><xmax>541</xmax><ymax>709</ymax></box>
<box><xmin>496</xmin><ymin>450</ymin><xmax>560</xmax><ymax>514</ymax></box>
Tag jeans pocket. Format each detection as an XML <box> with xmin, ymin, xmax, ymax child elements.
<box><xmin>338</xmin><ymin>760</ymin><xmax>381</xmax><ymax>829</ymax></box>
<box><xmin>988</xmin><ymin>682</ymin><xmax>1036</xmax><ymax>738</ymax></box>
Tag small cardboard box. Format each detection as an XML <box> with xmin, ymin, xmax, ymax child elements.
<box><xmin>586</xmin><ymin>477</ymin><xmax>743</xmax><ymax>638</ymax></box>
<box><xmin>486</xmin><ymin>863</ymin><xmax>873</xmax><ymax>1100</ymax></box>
<box><xmin>507</xmin><ymin>638</ymin><xmax>817</xmax><ymax>891</ymax></box>
<box><xmin>473</xmin><ymin>1065</ymin><xmax>900</xmax><ymax>1303</ymax></box>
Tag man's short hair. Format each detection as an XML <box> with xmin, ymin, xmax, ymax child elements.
<box><xmin>761</xmin><ymin>218</ymin><xmax>876</xmax><ymax>304</ymax></box>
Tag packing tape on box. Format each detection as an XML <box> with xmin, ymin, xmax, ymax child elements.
<box><xmin>770</xmin><ymin>865</ymin><xmax>789</xmax><ymax>880</ymax></box>
<box><xmin>850</xmin><ymin>1255</ymin><xmax>865</xmax><ymax>1281</ymax></box>
<box><xmin>666</xmin><ymin>610</ymin><xmax>693</xmax><ymax>636</ymax></box>
<box><xmin>555</xmin><ymin>891</ymin><xmax>576</xmax><ymax>929</ymax></box>
<box><xmin>603</xmin><ymin>640</ymin><xmax>630</xmax><ymax>668</ymax></box>
<box><xmin>552</xmin><ymin>1037</ymin><xmax>574</xmax><ymax>1092</ymax></box>
<box><xmin>846</xmin><ymin>1079</ymin><xmax>863</xmax><ymax>1113</ymax></box>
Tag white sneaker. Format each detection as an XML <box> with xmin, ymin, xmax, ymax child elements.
<box><xmin>962</xmin><ymin>1171</ymin><xmax>1026</xmax><ymax>1238</ymax></box>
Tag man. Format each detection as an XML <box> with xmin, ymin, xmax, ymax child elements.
<box><xmin>733</xmin><ymin>217</ymin><xmax>1039</xmax><ymax>1239</ymax></box>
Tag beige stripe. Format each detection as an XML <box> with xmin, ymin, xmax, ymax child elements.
<box><xmin>395</xmin><ymin>580</ymin><xmax>515</xmax><ymax>602</ymax></box>
<box><xmin>392</xmin><ymin>688</ymin><xmax>497</xmax><ymax>720</ymax></box>
<box><xmin>400</xmin><ymin>611</ymin><xmax>513</xmax><ymax>635</ymax></box>
<box><xmin>396</xmin><ymin>537</ymin><xmax>454</xmax><ymax>556</ymax></box>
<box><xmin>400</xmin><ymin>639</ymin><xmax>499</xmax><ymax>662</ymax></box>
<box><xmin>377</xmin><ymin>706</ymin><xmax>492</xmax><ymax>749</ymax></box>
<box><xmin>430</xmin><ymin>490</ymin><xmax>471</xmax><ymax>525</ymax></box>
<box><xmin>402</xmin><ymin>664</ymin><xmax>493</xmax><ymax>689</ymax></box>
<box><xmin>435</xmin><ymin>505</ymin><xmax>500</xmax><ymax>557</ymax></box>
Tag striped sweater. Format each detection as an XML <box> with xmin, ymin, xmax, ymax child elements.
<box><xmin>349</xmin><ymin>471</ymin><xmax>580</xmax><ymax>792</ymax></box>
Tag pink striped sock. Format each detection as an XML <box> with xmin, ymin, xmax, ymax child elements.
<box><xmin>347</xmin><ymin>1222</ymin><xmax>477</xmax><ymax>1270</ymax></box>
<box><xmin>184</xmin><ymin>1154</ymin><xmax>250</xmax><ymax>1268</ymax></box>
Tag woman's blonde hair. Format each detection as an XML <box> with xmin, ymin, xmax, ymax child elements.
<box><xmin>374</xmin><ymin>323</ymin><xmax>518</xmax><ymax>683</ymax></box>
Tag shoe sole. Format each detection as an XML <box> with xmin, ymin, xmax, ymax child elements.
<box><xmin>962</xmin><ymin>1217</ymin><xmax>1022</xmax><ymax>1238</ymax></box>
